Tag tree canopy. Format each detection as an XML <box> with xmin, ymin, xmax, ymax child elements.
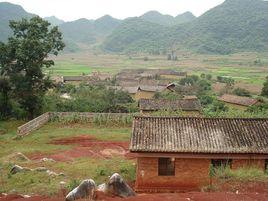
<box><xmin>0</xmin><ymin>16</ymin><xmax>65</xmax><ymax>119</ymax></box>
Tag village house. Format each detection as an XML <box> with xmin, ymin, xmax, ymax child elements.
<box><xmin>218</xmin><ymin>94</ymin><xmax>259</xmax><ymax>110</ymax></box>
<box><xmin>135</xmin><ymin>85</ymin><xmax>167</xmax><ymax>100</ymax></box>
<box><xmin>63</xmin><ymin>76</ymin><xmax>88</xmax><ymax>85</ymax></box>
<box><xmin>130</xmin><ymin>116</ymin><xmax>268</xmax><ymax>192</ymax></box>
<box><xmin>157</xmin><ymin>70</ymin><xmax>187</xmax><ymax>80</ymax></box>
<box><xmin>138</xmin><ymin>98</ymin><xmax>201</xmax><ymax>115</ymax></box>
<box><xmin>122</xmin><ymin>86</ymin><xmax>139</xmax><ymax>100</ymax></box>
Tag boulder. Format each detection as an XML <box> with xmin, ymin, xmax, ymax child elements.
<box><xmin>107</xmin><ymin>173</ymin><xmax>136</xmax><ymax>198</ymax></box>
<box><xmin>65</xmin><ymin>179</ymin><xmax>96</xmax><ymax>201</ymax></box>
<box><xmin>10</xmin><ymin>165</ymin><xmax>31</xmax><ymax>175</ymax></box>
<box><xmin>10</xmin><ymin>165</ymin><xmax>64</xmax><ymax>177</ymax></box>
<box><xmin>46</xmin><ymin>170</ymin><xmax>64</xmax><ymax>177</ymax></box>
<box><xmin>34</xmin><ymin>167</ymin><xmax>48</xmax><ymax>172</ymax></box>
<box><xmin>40</xmin><ymin>158</ymin><xmax>56</xmax><ymax>162</ymax></box>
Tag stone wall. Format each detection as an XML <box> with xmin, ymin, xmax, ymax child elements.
<box><xmin>17</xmin><ymin>112</ymin><xmax>51</xmax><ymax>136</ymax></box>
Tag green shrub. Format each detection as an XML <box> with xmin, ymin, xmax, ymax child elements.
<box><xmin>233</xmin><ymin>88</ymin><xmax>251</xmax><ymax>97</ymax></box>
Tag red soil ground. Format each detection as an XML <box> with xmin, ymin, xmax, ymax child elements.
<box><xmin>17</xmin><ymin>136</ymin><xmax>268</xmax><ymax>200</ymax></box>
<box><xmin>1</xmin><ymin>192</ymin><xmax>268</xmax><ymax>201</ymax></box>
<box><xmin>29</xmin><ymin>135</ymin><xmax>132</xmax><ymax>162</ymax></box>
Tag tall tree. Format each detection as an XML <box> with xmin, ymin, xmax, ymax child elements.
<box><xmin>0</xmin><ymin>75</ymin><xmax>12</xmax><ymax>119</ymax></box>
<box><xmin>261</xmin><ymin>76</ymin><xmax>268</xmax><ymax>97</ymax></box>
<box><xmin>0</xmin><ymin>16</ymin><xmax>65</xmax><ymax>119</ymax></box>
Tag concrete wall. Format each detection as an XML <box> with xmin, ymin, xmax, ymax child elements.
<box><xmin>17</xmin><ymin>112</ymin><xmax>51</xmax><ymax>136</ymax></box>
<box><xmin>135</xmin><ymin>157</ymin><xmax>211</xmax><ymax>192</ymax></box>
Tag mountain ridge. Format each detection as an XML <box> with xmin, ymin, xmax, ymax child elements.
<box><xmin>1</xmin><ymin>0</ymin><xmax>268</xmax><ymax>54</ymax></box>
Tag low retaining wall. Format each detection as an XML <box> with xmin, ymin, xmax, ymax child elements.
<box><xmin>51</xmin><ymin>112</ymin><xmax>132</xmax><ymax>122</ymax></box>
<box><xmin>17</xmin><ymin>112</ymin><xmax>51</xmax><ymax>136</ymax></box>
<box><xmin>17</xmin><ymin>112</ymin><xmax>133</xmax><ymax>136</ymax></box>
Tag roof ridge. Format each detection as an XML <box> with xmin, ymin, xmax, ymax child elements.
<box><xmin>133</xmin><ymin>116</ymin><xmax>268</xmax><ymax>121</ymax></box>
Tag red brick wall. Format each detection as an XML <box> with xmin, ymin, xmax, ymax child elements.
<box><xmin>232</xmin><ymin>159</ymin><xmax>265</xmax><ymax>170</ymax></box>
<box><xmin>135</xmin><ymin>157</ymin><xmax>266</xmax><ymax>192</ymax></box>
<box><xmin>135</xmin><ymin>157</ymin><xmax>211</xmax><ymax>192</ymax></box>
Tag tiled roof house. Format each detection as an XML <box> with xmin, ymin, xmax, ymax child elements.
<box><xmin>130</xmin><ymin>116</ymin><xmax>268</xmax><ymax>192</ymax></box>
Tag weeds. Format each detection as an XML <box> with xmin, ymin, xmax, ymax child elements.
<box><xmin>67</xmin><ymin>179</ymin><xmax>81</xmax><ymax>191</ymax></box>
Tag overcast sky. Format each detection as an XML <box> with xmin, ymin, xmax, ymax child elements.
<box><xmin>1</xmin><ymin>0</ymin><xmax>225</xmax><ymax>21</ymax></box>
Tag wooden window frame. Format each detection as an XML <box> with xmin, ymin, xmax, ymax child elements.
<box><xmin>158</xmin><ymin>158</ymin><xmax>175</xmax><ymax>176</ymax></box>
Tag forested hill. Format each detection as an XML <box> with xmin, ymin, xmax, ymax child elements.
<box><xmin>176</xmin><ymin>0</ymin><xmax>268</xmax><ymax>54</ymax></box>
<box><xmin>140</xmin><ymin>11</ymin><xmax>196</xmax><ymax>26</ymax></box>
<box><xmin>104</xmin><ymin>0</ymin><xmax>268</xmax><ymax>54</ymax></box>
<box><xmin>102</xmin><ymin>17</ymin><xmax>169</xmax><ymax>53</ymax></box>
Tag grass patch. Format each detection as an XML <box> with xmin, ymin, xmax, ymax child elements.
<box><xmin>0</xmin><ymin>121</ymin><xmax>133</xmax><ymax>195</ymax></box>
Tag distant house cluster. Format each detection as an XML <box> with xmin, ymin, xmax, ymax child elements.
<box><xmin>115</xmin><ymin>69</ymin><xmax>187</xmax><ymax>100</ymax></box>
<box><xmin>52</xmin><ymin>71</ymin><xmax>112</xmax><ymax>85</ymax></box>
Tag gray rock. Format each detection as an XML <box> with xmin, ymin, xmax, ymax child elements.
<box><xmin>40</xmin><ymin>158</ymin><xmax>56</xmax><ymax>162</ymax></box>
<box><xmin>107</xmin><ymin>173</ymin><xmax>136</xmax><ymax>198</ymax></box>
<box><xmin>10</xmin><ymin>165</ymin><xmax>31</xmax><ymax>175</ymax></box>
<box><xmin>65</xmin><ymin>179</ymin><xmax>96</xmax><ymax>201</ymax></box>
<box><xmin>33</xmin><ymin>167</ymin><xmax>48</xmax><ymax>172</ymax></box>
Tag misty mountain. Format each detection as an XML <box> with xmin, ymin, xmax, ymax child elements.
<box><xmin>44</xmin><ymin>16</ymin><xmax>65</xmax><ymax>26</ymax></box>
<box><xmin>140</xmin><ymin>11</ymin><xmax>196</xmax><ymax>26</ymax></box>
<box><xmin>58</xmin><ymin>15</ymin><xmax>121</xmax><ymax>48</ymax></box>
<box><xmin>0</xmin><ymin>2</ymin><xmax>34</xmax><ymax>42</ymax></box>
<box><xmin>1</xmin><ymin>0</ymin><xmax>268</xmax><ymax>54</ymax></box>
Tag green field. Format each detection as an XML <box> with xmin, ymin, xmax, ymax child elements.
<box><xmin>45</xmin><ymin>61</ymin><xmax>92</xmax><ymax>76</ymax></box>
<box><xmin>0</xmin><ymin>121</ymin><xmax>134</xmax><ymax>195</ymax></box>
